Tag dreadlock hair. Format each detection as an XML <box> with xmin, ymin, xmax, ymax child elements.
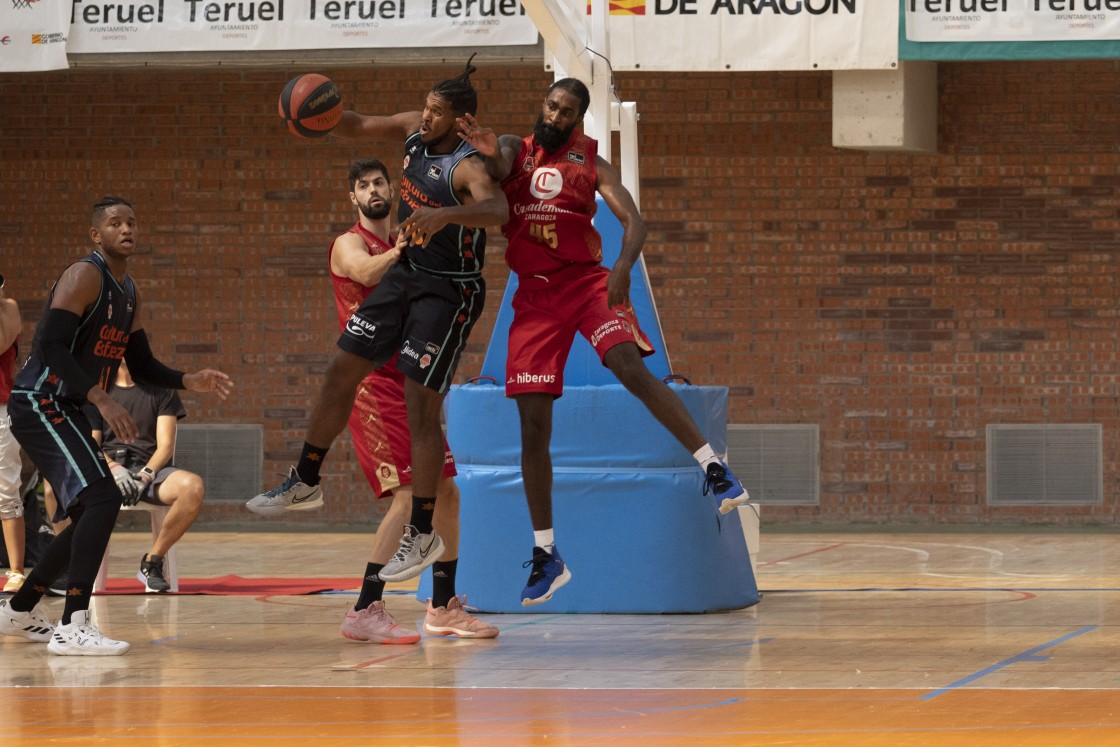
<box><xmin>430</xmin><ymin>53</ymin><xmax>479</xmax><ymax>116</ymax></box>
<box><xmin>92</xmin><ymin>195</ymin><xmax>133</xmax><ymax>223</ymax></box>
<box><xmin>548</xmin><ymin>78</ymin><xmax>591</xmax><ymax>119</ymax></box>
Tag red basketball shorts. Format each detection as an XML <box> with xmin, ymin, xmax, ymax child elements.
<box><xmin>347</xmin><ymin>365</ymin><xmax>456</xmax><ymax>498</ymax></box>
<box><xmin>506</xmin><ymin>265</ymin><xmax>654</xmax><ymax>397</ymax></box>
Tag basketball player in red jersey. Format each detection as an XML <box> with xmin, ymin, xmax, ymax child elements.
<box><xmin>458</xmin><ymin>79</ymin><xmax>752</xmax><ymax>607</ymax></box>
<box><xmin>330</xmin><ymin>159</ymin><xmax>470</xmax><ymax>644</ymax></box>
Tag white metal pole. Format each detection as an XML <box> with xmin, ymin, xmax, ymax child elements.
<box><xmin>585</xmin><ymin>0</ymin><xmax>611</xmax><ymax>162</ymax></box>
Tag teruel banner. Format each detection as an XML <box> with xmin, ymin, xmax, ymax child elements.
<box><xmin>14</xmin><ymin>0</ymin><xmax>895</xmax><ymax>71</ymax></box>
<box><xmin>66</xmin><ymin>0</ymin><xmax>538</xmax><ymax>53</ymax></box>
<box><xmin>906</xmin><ymin>0</ymin><xmax>1120</xmax><ymax>41</ymax></box>
<box><xmin>570</xmin><ymin>0</ymin><xmax>899</xmax><ymax>70</ymax></box>
<box><xmin>0</xmin><ymin>0</ymin><xmax>70</xmax><ymax>72</ymax></box>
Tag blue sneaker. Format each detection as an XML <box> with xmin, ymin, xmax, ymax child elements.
<box><xmin>704</xmin><ymin>462</ymin><xmax>751</xmax><ymax>514</ymax></box>
<box><xmin>521</xmin><ymin>546</ymin><xmax>572</xmax><ymax>607</ymax></box>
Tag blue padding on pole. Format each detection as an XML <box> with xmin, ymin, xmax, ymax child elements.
<box><xmin>422</xmin><ymin>383</ymin><xmax>759</xmax><ymax>613</ymax></box>
<box><xmin>479</xmin><ymin>198</ymin><xmax>670</xmax><ymax>385</ymax></box>
<box><xmin>418</xmin><ymin>464</ymin><xmax>758</xmax><ymax>613</ymax></box>
<box><xmin>447</xmin><ymin>382</ymin><xmax>727</xmax><ymax>468</ymax></box>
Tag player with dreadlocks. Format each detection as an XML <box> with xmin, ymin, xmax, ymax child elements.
<box><xmin>249</xmin><ymin>56</ymin><xmax>507</xmax><ymax>638</ymax></box>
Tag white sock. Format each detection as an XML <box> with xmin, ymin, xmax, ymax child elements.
<box><xmin>693</xmin><ymin>444</ymin><xmax>721</xmax><ymax>471</ymax></box>
<box><xmin>533</xmin><ymin>529</ymin><xmax>555</xmax><ymax>552</ymax></box>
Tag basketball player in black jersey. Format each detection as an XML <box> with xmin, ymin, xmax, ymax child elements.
<box><xmin>0</xmin><ymin>196</ymin><xmax>232</xmax><ymax>656</ymax></box>
<box><xmin>249</xmin><ymin>58</ymin><xmax>506</xmax><ymax>638</ymax></box>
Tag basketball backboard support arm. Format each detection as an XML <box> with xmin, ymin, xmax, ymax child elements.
<box><xmin>519</xmin><ymin>0</ymin><xmax>615</xmax><ymax>167</ymax></box>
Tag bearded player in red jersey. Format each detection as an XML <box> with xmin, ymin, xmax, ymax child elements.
<box><xmin>458</xmin><ymin>79</ymin><xmax>752</xmax><ymax>607</ymax></box>
<box><xmin>328</xmin><ymin>158</ymin><xmax>489</xmax><ymax>642</ymax></box>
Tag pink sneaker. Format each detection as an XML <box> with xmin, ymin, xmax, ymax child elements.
<box><xmin>424</xmin><ymin>595</ymin><xmax>499</xmax><ymax>639</ymax></box>
<box><xmin>340</xmin><ymin>601</ymin><xmax>420</xmax><ymax>645</ymax></box>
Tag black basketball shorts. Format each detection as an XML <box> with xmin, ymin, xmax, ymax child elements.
<box><xmin>7</xmin><ymin>390</ymin><xmax>111</xmax><ymax>515</ymax></box>
<box><xmin>338</xmin><ymin>262</ymin><xmax>486</xmax><ymax>394</ymax></box>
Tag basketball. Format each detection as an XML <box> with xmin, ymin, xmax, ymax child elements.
<box><xmin>278</xmin><ymin>73</ymin><xmax>343</xmax><ymax>139</ymax></box>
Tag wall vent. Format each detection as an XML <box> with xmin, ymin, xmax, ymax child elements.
<box><xmin>174</xmin><ymin>424</ymin><xmax>263</xmax><ymax>504</ymax></box>
<box><xmin>726</xmin><ymin>425</ymin><xmax>819</xmax><ymax>505</ymax></box>
<box><xmin>986</xmin><ymin>424</ymin><xmax>1102</xmax><ymax>506</ymax></box>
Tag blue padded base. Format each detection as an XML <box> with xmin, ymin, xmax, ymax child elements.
<box><xmin>417</xmin><ymin>383</ymin><xmax>760</xmax><ymax>614</ymax></box>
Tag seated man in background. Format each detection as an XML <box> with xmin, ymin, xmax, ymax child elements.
<box><xmin>88</xmin><ymin>359</ymin><xmax>205</xmax><ymax>592</ymax></box>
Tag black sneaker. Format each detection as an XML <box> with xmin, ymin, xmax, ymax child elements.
<box><xmin>137</xmin><ymin>554</ymin><xmax>171</xmax><ymax>593</ymax></box>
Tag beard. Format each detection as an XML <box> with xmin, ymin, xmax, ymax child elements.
<box><xmin>358</xmin><ymin>200</ymin><xmax>391</xmax><ymax>221</ymax></box>
<box><xmin>533</xmin><ymin>114</ymin><xmax>575</xmax><ymax>153</ymax></box>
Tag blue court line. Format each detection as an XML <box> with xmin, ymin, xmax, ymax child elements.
<box><xmin>764</xmin><ymin>587</ymin><xmax>1120</xmax><ymax>593</ymax></box>
<box><xmin>919</xmin><ymin>625</ymin><xmax>1099</xmax><ymax>700</ymax></box>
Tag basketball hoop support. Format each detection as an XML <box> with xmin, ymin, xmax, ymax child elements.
<box><xmin>519</xmin><ymin>0</ymin><xmax>631</xmax><ymax>177</ymax></box>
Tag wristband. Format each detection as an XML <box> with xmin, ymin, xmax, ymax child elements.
<box><xmin>133</xmin><ymin>466</ymin><xmax>156</xmax><ymax>491</ymax></box>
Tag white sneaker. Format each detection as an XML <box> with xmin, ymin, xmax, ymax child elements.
<box><xmin>47</xmin><ymin>610</ymin><xmax>130</xmax><ymax>656</ymax></box>
<box><xmin>378</xmin><ymin>525</ymin><xmax>444</xmax><ymax>583</ymax></box>
<box><xmin>246</xmin><ymin>466</ymin><xmax>324</xmax><ymax>515</ymax></box>
<box><xmin>0</xmin><ymin>598</ymin><xmax>54</xmax><ymax>642</ymax></box>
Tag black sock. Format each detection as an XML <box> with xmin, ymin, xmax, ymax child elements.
<box><xmin>431</xmin><ymin>559</ymin><xmax>458</xmax><ymax>609</ymax></box>
<box><xmin>61</xmin><ymin>486</ymin><xmax>121</xmax><ymax>625</ymax></box>
<box><xmin>354</xmin><ymin>562</ymin><xmax>386</xmax><ymax>611</ymax></box>
<box><xmin>409</xmin><ymin>495</ymin><xmax>436</xmax><ymax>535</ymax></box>
<box><xmin>296</xmin><ymin>443</ymin><xmax>330</xmax><ymax>485</ymax></box>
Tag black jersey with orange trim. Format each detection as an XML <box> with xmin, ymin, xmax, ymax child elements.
<box><xmin>398</xmin><ymin>132</ymin><xmax>487</xmax><ymax>279</ymax></box>
<box><xmin>14</xmin><ymin>251</ymin><xmax>135</xmax><ymax>401</ymax></box>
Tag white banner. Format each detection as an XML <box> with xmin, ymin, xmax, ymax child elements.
<box><xmin>67</xmin><ymin>0</ymin><xmax>538</xmax><ymax>53</ymax></box>
<box><xmin>906</xmin><ymin>0</ymin><xmax>1120</xmax><ymax>41</ymax></box>
<box><xmin>0</xmin><ymin>0</ymin><xmax>70</xmax><ymax>72</ymax></box>
<box><xmin>561</xmin><ymin>0</ymin><xmax>897</xmax><ymax>71</ymax></box>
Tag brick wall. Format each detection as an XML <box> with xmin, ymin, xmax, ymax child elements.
<box><xmin>2</xmin><ymin>59</ymin><xmax>1118</xmax><ymax>526</ymax></box>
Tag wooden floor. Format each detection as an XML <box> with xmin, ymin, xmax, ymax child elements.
<box><xmin>3</xmin><ymin>530</ymin><xmax>1119</xmax><ymax>745</ymax></box>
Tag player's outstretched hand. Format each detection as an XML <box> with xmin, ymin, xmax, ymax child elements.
<box><xmin>90</xmin><ymin>388</ymin><xmax>139</xmax><ymax>444</ymax></box>
<box><xmin>184</xmin><ymin>369</ymin><xmax>234</xmax><ymax>400</ymax></box>
<box><xmin>456</xmin><ymin>113</ymin><xmax>498</xmax><ymax>158</ymax></box>
<box><xmin>399</xmin><ymin>207</ymin><xmax>450</xmax><ymax>249</ymax></box>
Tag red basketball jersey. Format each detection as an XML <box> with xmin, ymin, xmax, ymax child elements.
<box><xmin>0</xmin><ymin>338</ymin><xmax>17</xmax><ymax>404</ymax></box>
<box><xmin>329</xmin><ymin>222</ymin><xmax>396</xmax><ymax>331</ymax></box>
<box><xmin>501</xmin><ymin>132</ymin><xmax>602</xmax><ymax>279</ymax></box>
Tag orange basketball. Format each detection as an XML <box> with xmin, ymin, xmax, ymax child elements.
<box><xmin>278</xmin><ymin>73</ymin><xmax>343</xmax><ymax>139</ymax></box>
